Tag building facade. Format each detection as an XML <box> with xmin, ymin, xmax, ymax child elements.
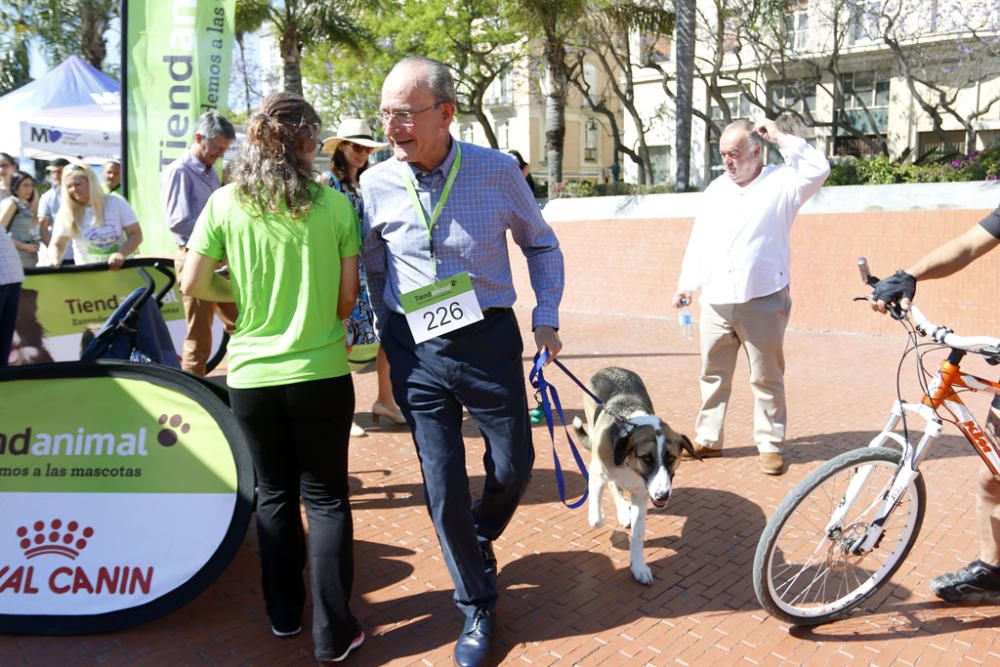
<box><xmin>625</xmin><ymin>0</ymin><xmax>1000</xmax><ymax>188</ymax></box>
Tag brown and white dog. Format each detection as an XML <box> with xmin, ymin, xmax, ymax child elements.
<box><xmin>572</xmin><ymin>367</ymin><xmax>695</xmax><ymax>584</ymax></box>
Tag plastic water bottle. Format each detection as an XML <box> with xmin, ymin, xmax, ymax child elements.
<box><xmin>678</xmin><ymin>298</ymin><xmax>694</xmax><ymax>341</ymax></box>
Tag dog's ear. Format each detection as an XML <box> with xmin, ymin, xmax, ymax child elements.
<box><xmin>612</xmin><ymin>423</ymin><xmax>632</xmax><ymax>466</ymax></box>
<box><xmin>678</xmin><ymin>434</ymin><xmax>698</xmax><ymax>460</ymax></box>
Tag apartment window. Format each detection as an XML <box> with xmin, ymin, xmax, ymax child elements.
<box><xmin>710</xmin><ymin>91</ymin><xmax>755</xmax><ymax>121</ymax></box>
<box><xmin>461</xmin><ymin>124</ymin><xmax>475</xmax><ymax>143</ymax></box>
<box><xmin>497</xmin><ymin>120</ymin><xmax>510</xmax><ymax>149</ymax></box>
<box><xmin>583</xmin><ymin>63</ymin><xmax>599</xmax><ymax>104</ymax></box>
<box><xmin>785</xmin><ymin>1</ymin><xmax>809</xmax><ymax>52</ymax></box>
<box><xmin>769</xmin><ymin>81</ymin><xmax>817</xmax><ymax>114</ymax></box>
<box><xmin>584</xmin><ymin>118</ymin><xmax>598</xmax><ymax>162</ymax></box>
<box><xmin>847</xmin><ymin>1</ymin><xmax>881</xmax><ymax>44</ymax></box>
<box><xmin>487</xmin><ymin>69</ymin><xmax>514</xmax><ymax>106</ymax></box>
<box><xmin>649</xmin><ymin>145</ymin><xmax>672</xmax><ymax>184</ymax></box>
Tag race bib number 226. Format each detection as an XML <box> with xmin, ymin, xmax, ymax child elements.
<box><xmin>400</xmin><ymin>272</ymin><xmax>484</xmax><ymax>344</ymax></box>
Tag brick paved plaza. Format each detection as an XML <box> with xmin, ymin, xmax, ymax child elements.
<box><xmin>5</xmin><ymin>308</ymin><xmax>1000</xmax><ymax>666</ymax></box>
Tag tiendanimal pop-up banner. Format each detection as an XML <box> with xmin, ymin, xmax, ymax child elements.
<box><xmin>0</xmin><ymin>362</ymin><xmax>254</xmax><ymax>633</ymax></box>
<box><xmin>12</xmin><ymin>260</ymin><xmax>224</xmax><ymax>367</ymax></box>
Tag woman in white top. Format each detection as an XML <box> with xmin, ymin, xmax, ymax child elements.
<box><xmin>48</xmin><ymin>161</ymin><xmax>142</xmax><ymax>269</ymax></box>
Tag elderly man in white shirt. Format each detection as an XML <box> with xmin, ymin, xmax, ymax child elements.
<box><xmin>673</xmin><ymin>118</ymin><xmax>830</xmax><ymax>475</ymax></box>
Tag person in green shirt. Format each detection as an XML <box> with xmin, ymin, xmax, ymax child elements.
<box><xmin>180</xmin><ymin>92</ymin><xmax>364</xmax><ymax>664</ymax></box>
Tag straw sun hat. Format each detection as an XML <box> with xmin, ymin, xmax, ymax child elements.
<box><xmin>320</xmin><ymin>118</ymin><xmax>388</xmax><ymax>154</ymax></box>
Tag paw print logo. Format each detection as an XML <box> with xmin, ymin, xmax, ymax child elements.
<box><xmin>157</xmin><ymin>414</ymin><xmax>190</xmax><ymax>447</ymax></box>
<box><xmin>18</xmin><ymin>519</ymin><xmax>94</xmax><ymax>559</ymax></box>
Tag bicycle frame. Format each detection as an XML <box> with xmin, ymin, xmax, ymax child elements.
<box><xmin>830</xmin><ymin>355</ymin><xmax>1000</xmax><ymax>555</ymax></box>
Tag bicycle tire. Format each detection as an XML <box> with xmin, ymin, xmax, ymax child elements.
<box><xmin>753</xmin><ymin>446</ymin><xmax>926</xmax><ymax>625</ymax></box>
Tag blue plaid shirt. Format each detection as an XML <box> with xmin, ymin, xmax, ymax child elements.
<box><xmin>360</xmin><ymin>140</ymin><xmax>563</xmax><ymax>331</ymax></box>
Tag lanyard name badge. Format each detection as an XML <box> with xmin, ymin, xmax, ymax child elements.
<box><xmin>398</xmin><ymin>144</ymin><xmax>483</xmax><ymax>343</ymax></box>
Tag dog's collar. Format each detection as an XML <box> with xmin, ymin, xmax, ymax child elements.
<box><xmin>616</xmin><ymin>413</ymin><xmax>661</xmax><ymax>434</ymax></box>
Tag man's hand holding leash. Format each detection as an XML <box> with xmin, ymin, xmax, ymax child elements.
<box><xmin>534</xmin><ymin>325</ymin><xmax>562</xmax><ymax>364</ymax></box>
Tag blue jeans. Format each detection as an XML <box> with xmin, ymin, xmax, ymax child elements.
<box><xmin>382</xmin><ymin>309</ymin><xmax>534</xmax><ymax>617</ymax></box>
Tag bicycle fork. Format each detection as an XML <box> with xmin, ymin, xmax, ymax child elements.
<box><xmin>825</xmin><ymin>400</ymin><xmax>941</xmax><ymax>554</ymax></box>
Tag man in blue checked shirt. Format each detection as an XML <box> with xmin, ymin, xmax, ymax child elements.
<box><xmin>361</xmin><ymin>55</ymin><xmax>564</xmax><ymax>667</ymax></box>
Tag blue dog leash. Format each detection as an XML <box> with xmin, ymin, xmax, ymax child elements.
<box><xmin>529</xmin><ymin>350</ymin><xmax>591</xmax><ymax>509</ymax></box>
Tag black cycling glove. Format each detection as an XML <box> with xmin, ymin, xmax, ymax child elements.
<box><xmin>872</xmin><ymin>269</ymin><xmax>917</xmax><ymax>305</ymax></box>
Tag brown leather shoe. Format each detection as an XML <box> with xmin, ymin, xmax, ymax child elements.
<box><xmin>681</xmin><ymin>444</ymin><xmax>723</xmax><ymax>459</ymax></box>
<box><xmin>759</xmin><ymin>452</ymin><xmax>785</xmax><ymax>475</ymax></box>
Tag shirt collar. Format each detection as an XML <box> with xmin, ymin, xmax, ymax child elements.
<box><xmin>182</xmin><ymin>149</ymin><xmax>213</xmax><ymax>175</ymax></box>
<box><xmin>405</xmin><ymin>137</ymin><xmax>458</xmax><ymax>181</ymax></box>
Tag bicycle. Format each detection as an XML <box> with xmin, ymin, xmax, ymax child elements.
<box><xmin>752</xmin><ymin>258</ymin><xmax>1000</xmax><ymax>625</ymax></box>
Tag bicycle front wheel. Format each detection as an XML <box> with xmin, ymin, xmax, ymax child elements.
<box><xmin>753</xmin><ymin>447</ymin><xmax>926</xmax><ymax>625</ymax></box>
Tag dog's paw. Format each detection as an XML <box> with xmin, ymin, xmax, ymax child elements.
<box><xmin>572</xmin><ymin>416</ymin><xmax>584</xmax><ymax>431</ymax></box>
<box><xmin>630</xmin><ymin>561</ymin><xmax>654</xmax><ymax>585</ymax></box>
<box><xmin>588</xmin><ymin>509</ymin><xmax>605</xmax><ymax>529</ymax></box>
<box><xmin>616</xmin><ymin>506</ymin><xmax>632</xmax><ymax>529</ymax></box>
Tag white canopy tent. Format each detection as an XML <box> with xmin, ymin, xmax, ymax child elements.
<box><xmin>0</xmin><ymin>56</ymin><xmax>120</xmax><ymax>161</ymax></box>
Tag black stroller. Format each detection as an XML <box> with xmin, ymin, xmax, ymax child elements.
<box><xmin>80</xmin><ymin>260</ymin><xmax>181</xmax><ymax>368</ymax></box>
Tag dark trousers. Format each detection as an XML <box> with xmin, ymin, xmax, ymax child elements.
<box><xmin>229</xmin><ymin>374</ymin><xmax>358</xmax><ymax>661</ymax></box>
<box><xmin>0</xmin><ymin>282</ymin><xmax>21</xmax><ymax>367</ymax></box>
<box><xmin>382</xmin><ymin>309</ymin><xmax>535</xmax><ymax>617</ymax></box>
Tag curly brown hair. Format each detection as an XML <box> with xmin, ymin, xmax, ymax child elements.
<box><xmin>231</xmin><ymin>92</ymin><xmax>321</xmax><ymax>217</ymax></box>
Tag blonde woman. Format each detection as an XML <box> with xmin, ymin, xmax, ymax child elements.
<box><xmin>48</xmin><ymin>162</ymin><xmax>142</xmax><ymax>269</ymax></box>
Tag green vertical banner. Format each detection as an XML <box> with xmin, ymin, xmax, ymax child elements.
<box><xmin>124</xmin><ymin>0</ymin><xmax>238</xmax><ymax>257</ymax></box>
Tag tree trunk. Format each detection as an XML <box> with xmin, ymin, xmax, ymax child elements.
<box><xmin>79</xmin><ymin>1</ymin><xmax>109</xmax><ymax>71</ymax></box>
<box><xmin>674</xmin><ymin>0</ymin><xmax>695</xmax><ymax>192</ymax></box>
<box><xmin>544</xmin><ymin>48</ymin><xmax>567</xmax><ymax>198</ymax></box>
<box><xmin>281</xmin><ymin>25</ymin><xmax>303</xmax><ymax>96</ymax></box>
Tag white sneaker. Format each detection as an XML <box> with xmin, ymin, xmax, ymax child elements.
<box><xmin>350</xmin><ymin>422</ymin><xmax>367</xmax><ymax>438</ymax></box>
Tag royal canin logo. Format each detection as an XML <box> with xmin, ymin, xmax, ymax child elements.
<box><xmin>18</xmin><ymin>519</ymin><xmax>94</xmax><ymax>560</ymax></box>
<box><xmin>1</xmin><ymin>519</ymin><xmax>153</xmax><ymax>596</ymax></box>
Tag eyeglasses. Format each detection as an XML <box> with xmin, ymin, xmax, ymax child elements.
<box><xmin>377</xmin><ymin>102</ymin><xmax>442</xmax><ymax>127</ymax></box>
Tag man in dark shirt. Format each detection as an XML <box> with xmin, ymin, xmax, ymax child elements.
<box><xmin>873</xmin><ymin>201</ymin><xmax>1000</xmax><ymax>603</ymax></box>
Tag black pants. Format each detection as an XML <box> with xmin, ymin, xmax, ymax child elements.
<box><xmin>0</xmin><ymin>282</ymin><xmax>20</xmax><ymax>367</ymax></box>
<box><xmin>382</xmin><ymin>309</ymin><xmax>534</xmax><ymax>617</ymax></box>
<box><xmin>229</xmin><ymin>374</ymin><xmax>358</xmax><ymax>661</ymax></box>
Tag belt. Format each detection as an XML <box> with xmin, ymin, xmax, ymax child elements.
<box><xmin>482</xmin><ymin>307</ymin><xmax>512</xmax><ymax>318</ymax></box>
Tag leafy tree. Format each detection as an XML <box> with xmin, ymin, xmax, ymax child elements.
<box><xmin>570</xmin><ymin>0</ymin><xmax>676</xmax><ymax>186</ymax></box>
<box><xmin>32</xmin><ymin>0</ymin><xmax>119</xmax><ymax>71</ymax></box>
<box><xmin>0</xmin><ymin>1</ymin><xmax>33</xmax><ymax>94</ymax></box>
<box><xmin>235</xmin><ymin>0</ymin><xmax>376</xmax><ymax>96</ymax></box>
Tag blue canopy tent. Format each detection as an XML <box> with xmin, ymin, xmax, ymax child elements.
<box><xmin>0</xmin><ymin>55</ymin><xmax>120</xmax><ymax>161</ymax></box>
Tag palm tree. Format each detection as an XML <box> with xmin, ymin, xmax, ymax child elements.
<box><xmin>235</xmin><ymin>0</ymin><xmax>376</xmax><ymax>96</ymax></box>
<box><xmin>512</xmin><ymin>0</ymin><xmax>587</xmax><ymax>198</ymax></box>
<box><xmin>673</xmin><ymin>0</ymin><xmax>695</xmax><ymax>191</ymax></box>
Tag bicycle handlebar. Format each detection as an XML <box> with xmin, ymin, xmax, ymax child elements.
<box><xmin>858</xmin><ymin>257</ymin><xmax>1000</xmax><ymax>358</ymax></box>
<box><xmin>906</xmin><ymin>305</ymin><xmax>1000</xmax><ymax>357</ymax></box>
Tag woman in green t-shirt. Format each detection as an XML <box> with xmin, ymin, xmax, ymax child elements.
<box><xmin>180</xmin><ymin>92</ymin><xmax>364</xmax><ymax>664</ymax></box>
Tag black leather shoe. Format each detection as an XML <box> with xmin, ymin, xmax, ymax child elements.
<box><xmin>453</xmin><ymin>609</ymin><xmax>493</xmax><ymax>667</ymax></box>
<box><xmin>480</xmin><ymin>540</ymin><xmax>497</xmax><ymax>587</ymax></box>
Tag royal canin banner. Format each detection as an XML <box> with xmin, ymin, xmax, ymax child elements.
<box><xmin>0</xmin><ymin>362</ymin><xmax>254</xmax><ymax>633</ymax></box>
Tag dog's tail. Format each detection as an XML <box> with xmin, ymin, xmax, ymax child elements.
<box><xmin>571</xmin><ymin>416</ymin><xmax>592</xmax><ymax>450</ymax></box>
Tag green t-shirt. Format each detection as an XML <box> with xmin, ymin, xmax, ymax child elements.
<box><xmin>188</xmin><ymin>182</ymin><xmax>361</xmax><ymax>389</ymax></box>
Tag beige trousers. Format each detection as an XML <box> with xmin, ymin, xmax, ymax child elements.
<box><xmin>695</xmin><ymin>287</ymin><xmax>791</xmax><ymax>454</ymax></box>
<box><xmin>174</xmin><ymin>252</ymin><xmax>238</xmax><ymax>376</ymax></box>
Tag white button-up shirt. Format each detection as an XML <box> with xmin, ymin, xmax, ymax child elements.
<box><xmin>677</xmin><ymin>135</ymin><xmax>830</xmax><ymax>305</ymax></box>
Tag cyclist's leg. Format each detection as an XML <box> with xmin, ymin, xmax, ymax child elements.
<box><xmin>929</xmin><ymin>401</ymin><xmax>1000</xmax><ymax>602</ymax></box>
<box><xmin>733</xmin><ymin>288</ymin><xmax>791</xmax><ymax>454</ymax></box>
<box><xmin>696</xmin><ymin>303</ymin><xmax>740</xmax><ymax>449</ymax></box>
<box><xmin>981</xmin><ymin>398</ymin><xmax>1000</xmax><ymax>566</ymax></box>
